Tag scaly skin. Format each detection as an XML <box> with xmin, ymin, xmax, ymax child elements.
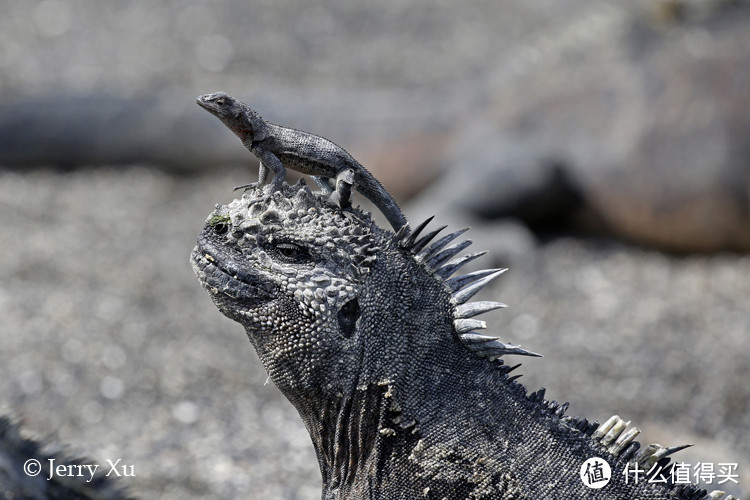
<box><xmin>191</xmin><ymin>181</ymin><xmax>737</xmax><ymax>500</ymax></box>
<box><xmin>196</xmin><ymin>91</ymin><xmax>407</xmax><ymax>232</ymax></box>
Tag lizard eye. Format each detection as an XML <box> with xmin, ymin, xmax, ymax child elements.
<box><xmin>215</xmin><ymin>98</ymin><xmax>226</xmax><ymax>106</ymax></box>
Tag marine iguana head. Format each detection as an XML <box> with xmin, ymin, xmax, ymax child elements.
<box><xmin>192</xmin><ymin>182</ymin><xmax>380</xmax><ymax>399</ymax></box>
<box><xmin>196</xmin><ymin>91</ymin><xmax>269</xmax><ymax>143</ymax></box>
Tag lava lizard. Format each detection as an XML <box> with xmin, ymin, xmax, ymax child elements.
<box><xmin>196</xmin><ymin>91</ymin><xmax>407</xmax><ymax>232</ymax></box>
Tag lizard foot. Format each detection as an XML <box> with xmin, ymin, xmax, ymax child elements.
<box><xmin>328</xmin><ymin>169</ymin><xmax>355</xmax><ymax>210</ymax></box>
<box><xmin>251</xmin><ymin>178</ymin><xmax>285</xmax><ymax>204</ymax></box>
<box><xmin>233</xmin><ymin>178</ymin><xmax>282</xmax><ymax>201</ymax></box>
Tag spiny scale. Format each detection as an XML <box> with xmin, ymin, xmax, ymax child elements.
<box><xmin>453</xmin><ymin>318</ymin><xmax>487</xmax><ymax>334</ymax></box>
<box><xmin>410</xmin><ymin>225</ymin><xmax>448</xmax><ymax>254</ymax></box>
<box><xmin>454</xmin><ymin>301</ymin><xmax>507</xmax><ymax>319</ymax></box>
<box><xmin>396</xmin><ymin>215</ymin><xmax>434</xmax><ymax>249</ymax></box>
<box><xmin>447</xmin><ymin>269</ymin><xmax>507</xmax><ymax>293</ymax></box>
<box><xmin>428</xmin><ymin>240</ymin><xmax>473</xmax><ymax>269</ymax></box>
<box><xmin>419</xmin><ymin>228</ymin><xmax>470</xmax><ymax>261</ymax></box>
<box><xmin>392</xmin><ymin>222</ymin><xmax>411</xmax><ymax>243</ymax></box>
<box><xmin>401</xmin><ymin>216</ymin><xmax>542</xmax><ymax>361</ymax></box>
<box><xmin>459</xmin><ymin>333</ymin><xmax>542</xmax><ymax>359</ymax></box>
<box><xmin>435</xmin><ymin>252</ymin><xmax>487</xmax><ymax>280</ymax></box>
<box><xmin>451</xmin><ymin>269</ymin><xmax>506</xmax><ymax>305</ymax></box>
<box><xmin>586</xmin><ymin>415</ymin><xmax>736</xmax><ymax>500</ymax></box>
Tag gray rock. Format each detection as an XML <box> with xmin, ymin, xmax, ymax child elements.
<box><xmin>424</xmin><ymin>0</ymin><xmax>750</xmax><ymax>252</ymax></box>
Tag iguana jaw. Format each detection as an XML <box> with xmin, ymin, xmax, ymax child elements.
<box><xmin>191</xmin><ymin>244</ymin><xmax>275</xmax><ymax>312</ymax></box>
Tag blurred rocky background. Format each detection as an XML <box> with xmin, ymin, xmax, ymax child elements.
<box><xmin>0</xmin><ymin>0</ymin><xmax>748</xmax><ymax>498</ymax></box>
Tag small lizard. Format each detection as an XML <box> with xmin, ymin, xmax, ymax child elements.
<box><xmin>196</xmin><ymin>91</ymin><xmax>407</xmax><ymax>232</ymax></box>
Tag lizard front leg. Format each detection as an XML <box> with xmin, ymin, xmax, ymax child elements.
<box><xmin>232</xmin><ymin>161</ymin><xmax>271</xmax><ymax>192</ymax></box>
<box><xmin>253</xmin><ymin>147</ymin><xmax>287</xmax><ymax>192</ymax></box>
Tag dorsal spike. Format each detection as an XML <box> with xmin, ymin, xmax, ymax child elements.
<box><xmin>581</xmin><ymin>419</ymin><xmax>600</xmax><ymax>436</ymax></box>
<box><xmin>506</xmin><ymin>363</ymin><xmax>522</xmax><ymax>374</ymax></box>
<box><xmin>459</xmin><ymin>333</ymin><xmax>498</xmax><ymax>344</ymax></box>
<box><xmin>447</xmin><ymin>268</ymin><xmax>508</xmax><ymax>293</ymax></box>
<box><xmin>393</xmin><ymin>222</ymin><xmax>411</xmax><ymax>243</ymax></box>
<box><xmin>497</xmin><ymin>363</ymin><xmax>512</xmax><ymax>374</ymax></box>
<box><xmin>634</xmin><ymin>444</ymin><xmax>667</xmax><ymax>469</ymax></box>
<box><xmin>608</xmin><ymin>426</ymin><xmax>640</xmax><ymax>455</ymax></box>
<box><xmin>593</xmin><ymin>415</ymin><xmax>621</xmax><ymax>440</ymax></box>
<box><xmin>454</xmin><ymin>301</ymin><xmax>507</xmax><ymax>319</ymax></box>
<box><xmin>399</xmin><ymin>216</ymin><xmax>434</xmax><ymax>248</ymax></box>
<box><xmin>410</xmin><ymin>225</ymin><xmax>447</xmax><ymax>254</ymax></box>
<box><xmin>460</xmin><ymin>333</ymin><xmax>542</xmax><ymax>359</ymax></box>
<box><xmin>620</xmin><ymin>441</ymin><xmax>641</xmax><ymax>461</ymax></box>
<box><xmin>453</xmin><ymin>318</ymin><xmax>487</xmax><ymax>334</ymax></box>
<box><xmin>427</xmin><ymin>240</ymin><xmax>473</xmax><ymax>270</ymax></box>
<box><xmin>507</xmin><ymin>374</ymin><xmax>523</xmax><ymax>382</ymax></box>
<box><xmin>662</xmin><ymin>443</ymin><xmax>693</xmax><ymax>457</ymax></box>
<box><xmin>555</xmin><ymin>402</ymin><xmax>570</xmax><ymax>418</ymax></box>
<box><xmin>600</xmin><ymin>418</ymin><xmax>631</xmax><ymax>446</ymax></box>
<box><xmin>529</xmin><ymin>388</ymin><xmax>546</xmax><ymax>402</ymax></box>
<box><xmin>451</xmin><ymin>269</ymin><xmax>505</xmax><ymax>304</ymax></box>
<box><xmin>704</xmin><ymin>491</ymin><xmax>731</xmax><ymax>500</ymax></box>
<box><xmin>419</xmin><ymin>227</ymin><xmax>470</xmax><ymax>260</ymax></box>
<box><xmin>435</xmin><ymin>251</ymin><xmax>487</xmax><ymax>279</ymax></box>
<box><xmin>636</xmin><ymin>442</ymin><xmax>691</xmax><ymax>471</ymax></box>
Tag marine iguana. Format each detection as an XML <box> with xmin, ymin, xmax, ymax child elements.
<box><xmin>0</xmin><ymin>416</ymin><xmax>133</xmax><ymax>500</ymax></box>
<box><xmin>191</xmin><ymin>180</ymin><xmax>738</xmax><ymax>499</ymax></box>
<box><xmin>196</xmin><ymin>91</ymin><xmax>408</xmax><ymax>232</ymax></box>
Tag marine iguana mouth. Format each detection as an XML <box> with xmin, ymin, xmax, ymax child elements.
<box><xmin>191</xmin><ymin>244</ymin><xmax>275</xmax><ymax>306</ymax></box>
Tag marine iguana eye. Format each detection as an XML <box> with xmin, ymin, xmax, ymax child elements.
<box><xmin>272</xmin><ymin>241</ymin><xmax>311</xmax><ymax>263</ymax></box>
<box><xmin>215</xmin><ymin>97</ymin><xmax>226</xmax><ymax>106</ymax></box>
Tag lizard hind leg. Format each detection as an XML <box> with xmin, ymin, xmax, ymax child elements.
<box><xmin>328</xmin><ymin>169</ymin><xmax>355</xmax><ymax>210</ymax></box>
<box><xmin>255</xmin><ymin>157</ymin><xmax>286</xmax><ymax>202</ymax></box>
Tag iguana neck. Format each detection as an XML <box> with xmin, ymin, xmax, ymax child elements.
<box><xmin>299</xmin><ymin>332</ymin><xmax>528</xmax><ymax>499</ymax></box>
<box><xmin>300</xmin><ymin>381</ymin><xmax>419</xmax><ymax>498</ymax></box>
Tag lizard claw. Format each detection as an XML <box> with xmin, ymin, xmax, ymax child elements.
<box><xmin>233</xmin><ymin>175</ymin><xmax>283</xmax><ymax>196</ymax></box>
<box><xmin>233</xmin><ymin>182</ymin><xmax>260</xmax><ymax>192</ymax></box>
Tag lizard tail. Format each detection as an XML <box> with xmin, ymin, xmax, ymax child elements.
<box><xmin>356</xmin><ymin>175</ymin><xmax>408</xmax><ymax>232</ymax></box>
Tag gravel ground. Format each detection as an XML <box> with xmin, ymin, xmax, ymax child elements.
<box><xmin>0</xmin><ymin>168</ymin><xmax>747</xmax><ymax>498</ymax></box>
<box><xmin>0</xmin><ymin>0</ymin><xmax>618</xmax><ymax>97</ymax></box>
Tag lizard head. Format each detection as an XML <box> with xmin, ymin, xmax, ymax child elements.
<box><xmin>196</xmin><ymin>91</ymin><xmax>269</xmax><ymax>142</ymax></box>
